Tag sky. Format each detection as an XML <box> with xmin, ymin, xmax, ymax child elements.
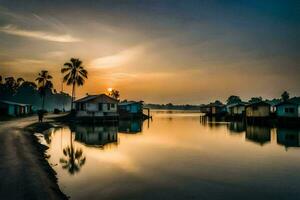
<box><xmin>0</xmin><ymin>0</ymin><xmax>299</xmax><ymax>104</ymax></box>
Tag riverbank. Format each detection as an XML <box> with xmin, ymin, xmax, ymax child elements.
<box><xmin>0</xmin><ymin>114</ymin><xmax>68</xmax><ymax>200</ymax></box>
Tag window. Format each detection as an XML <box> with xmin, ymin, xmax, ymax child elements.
<box><xmin>111</xmin><ymin>103</ymin><xmax>115</xmax><ymax>108</ymax></box>
<box><xmin>107</xmin><ymin>103</ymin><xmax>111</xmax><ymax>110</ymax></box>
<box><xmin>289</xmin><ymin>108</ymin><xmax>295</xmax><ymax>113</ymax></box>
<box><xmin>285</xmin><ymin>107</ymin><xmax>295</xmax><ymax>113</ymax></box>
<box><xmin>253</xmin><ymin>106</ymin><xmax>258</xmax><ymax>111</ymax></box>
<box><xmin>98</xmin><ymin>103</ymin><xmax>102</xmax><ymax>111</ymax></box>
<box><xmin>285</xmin><ymin>108</ymin><xmax>289</xmax><ymax>113</ymax></box>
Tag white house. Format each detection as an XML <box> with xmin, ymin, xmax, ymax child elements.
<box><xmin>245</xmin><ymin>101</ymin><xmax>271</xmax><ymax>118</ymax></box>
<box><xmin>227</xmin><ymin>102</ymin><xmax>247</xmax><ymax>116</ymax></box>
<box><xmin>74</xmin><ymin>94</ymin><xmax>118</xmax><ymax>118</ymax></box>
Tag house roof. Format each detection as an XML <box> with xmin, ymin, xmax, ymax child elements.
<box><xmin>119</xmin><ymin>101</ymin><xmax>142</xmax><ymax>106</ymax></box>
<box><xmin>245</xmin><ymin>101</ymin><xmax>270</xmax><ymax>108</ymax></box>
<box><xmin>227</xmin><ymin>102</ymin><xmax>248</xmax><ymax>108</ymax></box>
<box><xmin>275</xmin><ymin>100</ymin><xmax>300</xmax><ymax>107</ymax></box>
<box><xmin>0</xmin><ymin>100</ymin><xmax>31</xmax><ymax>106</ymax></box>
<box><xmin>74</xmin><ymin>94</ymin><xmax>118</xmax><ymax>103</ymax></box>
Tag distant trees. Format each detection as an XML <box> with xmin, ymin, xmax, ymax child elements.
<box><xmin>0</xmin><ymin>75</ymin><xmax>71</xmax><ymax>111</ymax></box>
<box><xmin>214</xmin><ymin>100</ymin><xmax>223</xmax><ymax>105</ymax></box>
<box><xmin>61</xmin><ymin>58</ymin><xmax>88</xmax><ymax>110</ymax></box>
<box><xmin>281</xmin><ymin>91</ymin><xmax>289</xmax><ymax>102</ymax></box>
<box><xmin>248</xmin><ymin>97</ymin><xmax>263</xmax><ymax>103</ymax></box>
<box><xmin>108</xmin><ymin>89</ymin><xmax>120</xmax><ymax>100</ymax></box>
<box><xmin>226</xmin><ymin>95</ymin><xmax>242</xmax><ymax>105</ymax></box>
<box><xmin>36</xmin><ymin>70</ymin><xmax>53</xmax><ymax>111</ymax></box>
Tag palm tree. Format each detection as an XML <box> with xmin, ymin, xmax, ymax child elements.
<box><xmin>109</xmin><ymin>89</ymin><xmax>120</xmax><ymax>100</ymax></box>
<box><xmin>61</xmin><ymin>58</ymin><xmax>88</xmax><ymax>110</ymax></box>
<box><xmin>36</xmin><ymin>70</ymin><xmax>53</xmax><ymax>110</ymax></box>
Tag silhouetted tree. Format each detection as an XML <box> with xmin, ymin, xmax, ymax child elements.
<box><xmin>226</xmin><ymin>95</ymin><xmax>242</xmax><ymax>105</ymax></box>
<box><xmin>214</xmin><ymin>100</ymin><xmax>223</xmax><ymax>105</ymax></box>
<box><xmin>108</xmin><ymin>89</ymin><xmax>120</xmax><ymax>100</ymax></box>
<box><xmin>36</xmin><ymin>70</ymin><xmax>53</xmax><ymax>110</ymax></box>
<box><xmin>61</xmin><ymin>58</ymin><xmax>88</xmax><ymax>110</ymax></box>
<box><xmin>249</xmin><ymin>97</ymin><xmax>263</xmax><ymax>103</ymax></box>
<box><xmin>281</xmin><ymin>91</ymin><xmax>289</xmax><ymax>102</ymax></box>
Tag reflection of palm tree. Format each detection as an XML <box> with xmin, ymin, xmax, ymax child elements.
<box><xmin>60</xmin><ymin>131</ymin><xmax>86</xmax><ymax>175</ymax></box>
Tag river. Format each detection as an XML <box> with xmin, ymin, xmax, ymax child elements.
<box><xmin>37</xmin><ymin>110</ymin><xmax>300</xmax><ymax>200</ymax></box>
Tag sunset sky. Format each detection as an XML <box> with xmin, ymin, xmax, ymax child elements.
<box><xmin>0</xmin><ymin>0</ymin><xmax>299</xmax><ymax>104</ymax></box>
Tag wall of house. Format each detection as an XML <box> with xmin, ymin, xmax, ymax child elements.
<box><xmin>246</xmin><ymin>106</ymin><xmax>270</xmax><ymax>117</ymax></box>
<box><xmin>277</xmin><ymin>105</ymin><xmax>299</xmax><ymax>118</ymax></box>
<box><xmin>233</xmin><ymin>106</ymin><xmax>245</xmax><ymax>115</ymax></box>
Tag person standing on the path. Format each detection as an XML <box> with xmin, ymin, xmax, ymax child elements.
<box><xmin>38</xmin><ymin>110</ymin><xmax>44</xmax><ymax>122</ymax></box>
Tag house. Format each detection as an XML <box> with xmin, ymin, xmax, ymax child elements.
<box><xmin>75</xmin><ymin>125</ymin><xmax>118</xmax><ymax>147</ymax></box>
<box><xmin>227</xmin><ymin>102</ymin><xmax>247</xmax><ymax>116</ymax></box>
<box><xmin>118</xmin><ymin>101</ymin><xmax>143</xmax><ymax>116</ymax></box>
<box><xmin>276</xmin><ymin>101</ymin><xmax>300</xmax><ymax>118</ymax></box>
<box><xmin>245</xmin><ymin>101</ymin><xmax>271</xmax><ymax>118</ymax></box>
<box><xmin>74</xmin><ymin>94</ymin><xmax>119</xmax><ymax>119</ymax></box>
<box><xmin>266</xmin><ymin>99</ymin><xmax>281</xmax><ymax>113</ymax></box>
<box><xmin>206</xmin><ymin>103</ymin><xmax>227</xmax><ymax>116</ymax></box>
<box><xmin>0</xmin><ymin>100</ymin><xmax>32</xmax><ymax>116</ymax></box>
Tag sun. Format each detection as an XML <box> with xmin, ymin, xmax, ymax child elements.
<box><xmin>107</xmin><ymin>88</ymin><xmax>113</xmax><ymax>92</ymax></box>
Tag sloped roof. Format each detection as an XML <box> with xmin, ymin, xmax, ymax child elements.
<box><xmin>276</xmin><ymin>100</ymin><xmax>300</xmax><ymax>107</ymax></box>
<box><xmin>119</xmin><ymin>101</ymin><xmax>142</xmax><ymax>106</ymax></box>
<box><xmin>227</xmin><ymin>102</ymin><xmax>248</xmax><ymax>108</ymax></box>
<box><xmin>74</xmin><ymin>94</ymin><xmax>118</xmax><ymax>103</ymax></box>
<box><xmin>0</xmin><ymin>100</ymin><xmax>31</xmax><ymax>106</ymax></box>
<box><xmin>245</xmin><ymin>101</ymin><xmax>271</xmax><ymax>108</ymax></box>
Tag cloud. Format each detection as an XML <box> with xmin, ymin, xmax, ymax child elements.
<box><xmin>0</xmin><ymin>24</ymin><xmax>81</xmax><ymax>43</ymax></box>
<box><xmin>90</xmin><ymin>46</ymin><xmax>144</xmax><ymax>69</ymax></box>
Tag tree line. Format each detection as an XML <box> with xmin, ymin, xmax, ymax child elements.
<box><xmin>0</xmin><ymin>58</ymin><xmax>90</xmax><ymax>112</ymax></box>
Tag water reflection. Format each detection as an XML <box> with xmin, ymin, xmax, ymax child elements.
<box><xmin>118</xmin><ymin>120</ymin><xmax>143</xmax><ymax>134</ymax></box>
<box><xmin>39</xmin><ymin>112</ymin><xmax>300</xmax><ymax>199</ymax></box>
<box><xmin>59</xmin><ymin>130</ymin><xmax>86</xmax><ymax>175</ymax></box>
<box><xmin>245</xmin><ymin>125</ymin><xmax>271</xmax><ymax>145</ymax></box>
<box><xmin>75</xmin><ymin>125</ymin><xmax>118</xmax><ymax>147</ymax></box>
<box><xmin>228</xmin><ymin>121</ymin><xmax>246</xmax><ymax>133</ymax></box>
<box><xmin>277</xmin><ymin>127</ymin><xmax>300</xmax><ymax>148</ymax></box>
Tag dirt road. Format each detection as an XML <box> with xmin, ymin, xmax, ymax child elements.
<box><xmin>0</xmin><ymin>115</ymin><xmax>67</xmax><ymax>200</ymax></box>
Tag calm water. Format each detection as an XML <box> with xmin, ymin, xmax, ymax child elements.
<box><xmin>37</xmin><ymin>110</ymin><xmax>300</xmax><ymax>200</ymax></box>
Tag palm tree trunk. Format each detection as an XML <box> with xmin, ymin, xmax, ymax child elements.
<box><xmin>71</xmin><ymin>82</ymin><xmax>75</xmax><ymax>110</ymax></box>
<box><xmin>42</xmin><ymin>94</ymin><xmax>45</xmax><ymax>110</ymax></box>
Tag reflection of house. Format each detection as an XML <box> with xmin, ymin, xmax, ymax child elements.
<box><xmin>118</xmin><ymin>120</ymin><xmax>142</xmax><ymax>133</ymax></box>
<box><xmin>246</xmin><ymin>125</ymin><xmax>271</xmax><ymax>145</ymax></box>
<box><xmin>246</xmin><ymin>101</ymin><xmax>271</xmax><ymax>118</ymax></box>
<box><xmin>277</xmin><ymin>128</ymin><xmax>300</xmax><ymax>148</ymax></box>
<box><xmin>74</xmin><ymin>94</ymin><xmax>118</xmax><ymax>119</ymax></box>
<box><xmin>228</xmin><ymin>121</ymin><xmax>245</xmax><ymax>133</ymax></box>
<box><xmin>118</xmin><ymin>101</ymin><xmax>143</xmax><ymax>118</ymax></box>
<box><xmin>227</xmin><ymin>102</ymin><xmax>247</xmax><ymax>116</ymax></box>
<box><xmin>75</xmin><ymin>125</ymin><xmax>118</xmax><ymax>146</ymax></box>
<box><xmin>0</xmin><ymin>100</ymin><xmax>32</xmax><ymax>116</ymax></box>
<box><xmin>276</xmin><ymin>101</ymin><xmax>300</xmax><ymax>118</ymax></box>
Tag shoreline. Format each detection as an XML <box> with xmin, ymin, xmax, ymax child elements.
<box><xmin>0</xmin><ymin>114</ymin><xmax>68</xmax><ymax>200</ymax></box>
<box><xmin>25</xmin><ymin>121</ymin><xmax>69</xmax><ymax>200</ymax></box>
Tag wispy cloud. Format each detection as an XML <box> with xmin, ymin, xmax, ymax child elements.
<box><xmin>90</xmin><ymin>46</ymin><xmax>144</xmax><ymax>69</ymax></box>
<box><xmin>0</xmin><ymin>24</ymin><xmax>81</xmax><ymax>43</ymax></box>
